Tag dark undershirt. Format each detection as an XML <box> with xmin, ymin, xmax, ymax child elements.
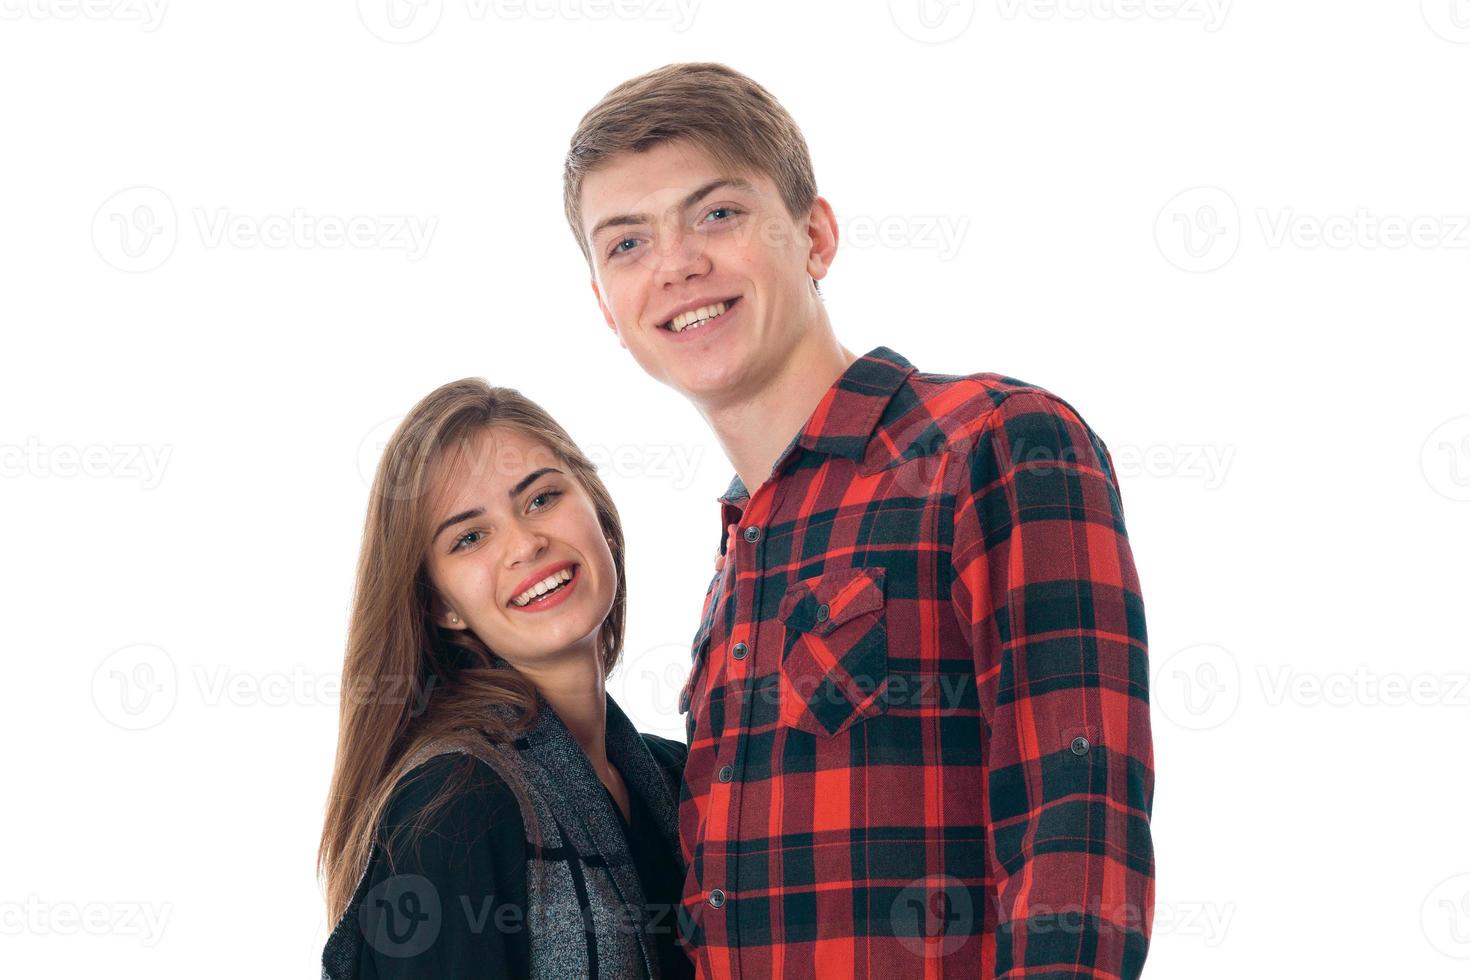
<box><xmin>604</xmin><ymin>780</ymin><xmax>695</xmax><ymax>980</ymax></box>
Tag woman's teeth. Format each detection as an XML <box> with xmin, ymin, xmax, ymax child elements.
<box><xmin>511</xmin><ymin>567</ymin><xmax>574</xmax><ymax>607</ymax></box>
<box><xmin>668</xmin><ymin>300</ymin><xmax>730</xmax><ymax>333</ymax></box>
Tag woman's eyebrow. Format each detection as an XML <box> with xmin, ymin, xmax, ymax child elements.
<box><xmin>432</xmin><ymin>507</ymin><xmax>483</xmax><ymax>544</ymax></box>
<box><xmin>430</xmin><ymin>467</ymin><xmax>564</xmax><ymax>544</ymax></box>
<box><xmin>508</xmin><ymin>467</ymin><xmax>561</xmax><ymax>498</ymax></box>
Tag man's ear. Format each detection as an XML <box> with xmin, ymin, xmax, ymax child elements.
<box><xmin>590</xmin><ymin>277</ymin><xmax>627</xmax><ymax>350</ymax></box>
<box><xmin>805</xmin><ymin>195</ymin><xmax>839</xmax><ymax>282</ymax></box>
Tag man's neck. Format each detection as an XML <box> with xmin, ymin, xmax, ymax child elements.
<box><xmin>699</xmin><ymin>329</ymin><xmax>860</xmax><ymax>500</ymax></box>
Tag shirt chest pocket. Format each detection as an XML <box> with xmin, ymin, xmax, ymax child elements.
<box><xmin>777</xmin><ymin>566</ymin><xmax>890</xmax><ymax>737</ymax></box>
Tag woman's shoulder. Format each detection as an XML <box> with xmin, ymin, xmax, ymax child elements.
<box><xmin>379</xmin><ymin>750</ymin><xmax>527</xmax><ymax>855</ymax></box>
<box><xmin>330</xmin><ymin>750</ymin><xmax>534</xmax><ymax>977</ymax></box>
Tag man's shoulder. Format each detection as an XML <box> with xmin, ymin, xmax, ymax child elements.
<box><xmin>872</xmin><ymin>362</ymin><xmax>1093</xmax><ymax>467</ymax></box>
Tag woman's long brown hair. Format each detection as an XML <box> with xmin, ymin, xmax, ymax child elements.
<box><xmin>317</xmin><ymin>379</ymin><xmax>627</xmax><ymax>925</ymax></box>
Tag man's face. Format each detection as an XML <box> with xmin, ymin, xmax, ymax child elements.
<box><xmin>580</xmin><ymin>140</ymin><xmax>836</xmax><ymax>408</ymax></box>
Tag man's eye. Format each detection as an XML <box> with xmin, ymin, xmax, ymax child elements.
<box><xmin>609</xmin><ymin>238</ymin><xmax>639</xmax><ymax>257</ymax></box>
<box><xmin>703</xmin><ymin>206</ymin><xmax>739</xmax><ymax>223</ymax></box>
<box><xmin>529</xmin><ymin>489</ymin><xmax>563</xmax><ymax>511</ymax></box>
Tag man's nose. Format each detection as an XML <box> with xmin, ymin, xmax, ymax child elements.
<box><xmin>651</xmin><ymin>225</ymin><xmax>711</xmax><ymax>285</ymax></box>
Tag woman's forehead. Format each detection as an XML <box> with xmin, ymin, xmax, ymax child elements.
<box><xmin>430</xmin><ymin>427</ymin><xmax>562</xmax><ymax>503</ymax></box>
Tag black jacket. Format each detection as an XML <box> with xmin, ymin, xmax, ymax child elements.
<box><xmin>322</xmin><ymin>696</ymin><xmax>693</xmax><ymax>979</ymax></box>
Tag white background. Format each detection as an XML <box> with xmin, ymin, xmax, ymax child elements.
<box><xmin>2</xmin><ymin>1</ymin><xmax>1468</xmax><ymax>976</ymax></box>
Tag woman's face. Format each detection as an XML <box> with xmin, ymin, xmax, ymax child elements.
<box><xmin>423</xmin><ymin>426</ymin><xmax>617</xmax><ymax>670</ymax></box>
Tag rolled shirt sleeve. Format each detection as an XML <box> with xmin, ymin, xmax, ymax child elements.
<box><xmin>949</xmin><ymin>389</ymin><xmax>1155</xmax><ymax>979</ymax></box>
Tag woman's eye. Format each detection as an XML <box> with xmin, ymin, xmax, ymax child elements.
<box><xmin>451</xmin><ymin>529</ymin><xmax>483</xmax><ymax>552</ymax></box>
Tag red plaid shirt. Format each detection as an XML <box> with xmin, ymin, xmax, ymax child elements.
<box><xmin>675</xmin><ymin>347</ymin><xmax>1155</xmax><ymax>979</ymax></box>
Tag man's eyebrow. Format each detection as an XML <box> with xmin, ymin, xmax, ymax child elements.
<box><xmin>431</xmin><ymin>467</ymin><xmax>564</xmax><ymax>544</ymax></box>
<box><xmin>588</xmin><ymin>177</ymin><xmax>756</xmax><ymax>244</ymax></box>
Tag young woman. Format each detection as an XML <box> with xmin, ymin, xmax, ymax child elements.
<box><xmin>319</xmin><ymin>379</ymin><xmax>693</xmax><ymax>979</ymax></box>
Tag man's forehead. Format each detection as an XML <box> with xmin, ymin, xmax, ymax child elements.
<box><xmin>581</xmin><ymin>142</ymin><xmax>765</xmax><ymax>228</ymax></box>
<box><xmin>587</xmin><ymin>140</ymin><xmax>723</xmax><ymax>191</ymax></box>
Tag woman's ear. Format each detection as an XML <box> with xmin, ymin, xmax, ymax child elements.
<box><xmin>436</xmin><ymin>605</ymin><xmax>467</xmax><ymax>631</ymax></box>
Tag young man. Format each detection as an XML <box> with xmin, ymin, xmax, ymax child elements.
<box><xmin>563</xmin><ymin>63</ymin><xmax>1155</xmax><ymax>979</ymax></box>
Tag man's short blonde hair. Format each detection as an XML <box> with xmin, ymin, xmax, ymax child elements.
<box><xmin>563</xmin><ymin>63</ymin><xmax>818</xmax><ymax>266</ymax></box>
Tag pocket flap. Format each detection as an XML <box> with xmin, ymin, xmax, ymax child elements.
<box><xmin>778</xmin><ymin>566</ymin><xmax>886</xmax><ymax>636</ymax></box>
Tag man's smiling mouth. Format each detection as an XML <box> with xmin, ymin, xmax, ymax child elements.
<box><xmin>659</xmin><ymin>296</ymin><xmax>741</xmax><ymax>333</ymax></box>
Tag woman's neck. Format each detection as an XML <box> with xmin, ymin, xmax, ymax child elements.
<box><xmin>516</xmin><ymin>645</ymin><xmax>611</xmax><ymax>775</ymax></box>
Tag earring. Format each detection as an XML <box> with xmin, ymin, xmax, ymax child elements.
<box><xmin>449</xmin><ymin>614</ymin><xmax>459</xmax><ymax>624</ymax></box>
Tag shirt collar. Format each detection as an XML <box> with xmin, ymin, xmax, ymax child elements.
<box><xmin>718</xmin><ymin>345</ymin><xmax>917</xmax><ymax>512</ymax></box>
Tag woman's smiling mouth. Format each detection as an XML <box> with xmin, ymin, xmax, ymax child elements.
<box><xmin>508</xmin><ymin>563</ymin><xmax>580</xmax><ymax>611</ymax></box>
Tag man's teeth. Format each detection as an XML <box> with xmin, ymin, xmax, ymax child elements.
<box><xmin>669</xmin><ymin>301</ymin><xmax>729</xmax><ymax>333</ymax></box>
<box><xmin>511</xmin><ymin>567</ymin><xmax>574</xmax><ymax>607</ymax></box>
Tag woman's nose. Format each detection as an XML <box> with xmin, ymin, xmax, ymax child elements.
<box><xmin>504</xmin><ymin>524</ymin><xmax>548</xmax><ymax>566</ymax></box>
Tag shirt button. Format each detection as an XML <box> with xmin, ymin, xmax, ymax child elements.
<box><xmin>1071</xmin><ymin>736</ymin><xmax>1090</xmax><ymax>755</ymax></box>
<box><xmin>742</xmin><ymin>525</ymin><xmax>760</xmax><ymax>543</ymax></box>
<box><xmin>815</xmin><ymin>603</ymin><xmax>830</xmax><ymax>623</ymax></box>
<box><xmin>732</xmin><ymin>642</ymin><xmax>748</xmax><ymax>661</ymax></box>
<box><xmin>708</xmin><ymin>888</ymin><xmax>726</xmax><ymax>909</ymax></box>
<box><xmin>717</xmin><ymin>765</ymin><xmax>734</xmax><ymax>783</ymax></box>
